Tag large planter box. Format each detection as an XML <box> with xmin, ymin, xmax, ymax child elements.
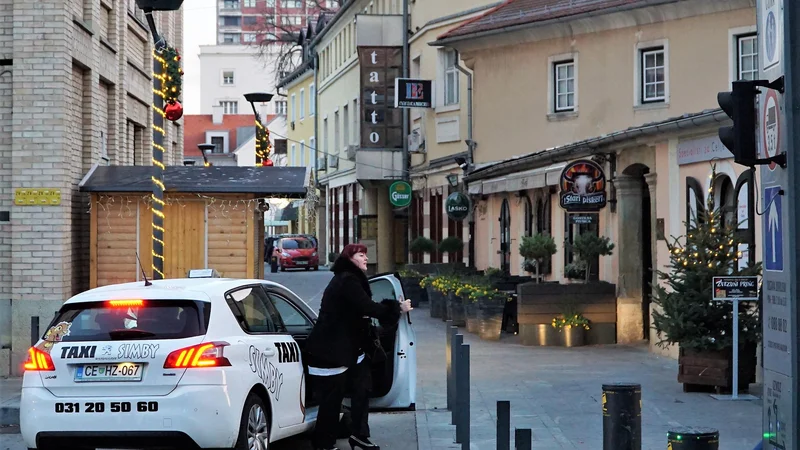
<box><xmin>426</xmin><ymin>286</ymin><xmax>445</xmax><ymax>319</ymax></box>
<box><xmin>475</xmin><ymin>300</ymin><xmax>505</xmax><ymax>341</ymax></box>
<box><xmin>446</xmin><ymin>293</ymin><xmax>466</xmax><ymax>327</ymax></box>
<box><xmin>464</xmin><ymin>299</ymin><xmax>479</xmax><ymax>333</ymax></box>
<box><xmin>678</xmin><ymin>343</ymin><xmax>757</xmax><ymax>393</ymax></box>
<box><xmin>517</xmin><ymin>281</ymin><xmax>617</xmax><ymax>346</ymax></box>
<box><xmin>400</xmin><ymin>277</ymin><xmax>428</xmax><ymax>307</ymax></box>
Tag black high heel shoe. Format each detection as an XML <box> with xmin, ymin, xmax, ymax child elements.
<box><xmin>349</xmin><ymin>435</ymin><xmax>380</xmax><ymax>450</ymax></box>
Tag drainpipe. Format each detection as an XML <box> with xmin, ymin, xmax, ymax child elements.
<box><xmin>402</xmin><ymin>0</ymin><xmax>410</xmax><ymax>265</ymax></box>
<box><xmin>453</xmin><ymin>49</ymin><xmax>476</xmax><ymax>269</ymax></box>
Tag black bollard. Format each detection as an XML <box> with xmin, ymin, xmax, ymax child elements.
<box><xmin>270</xmin><ymin>257</ymin><xmax>278</xmax><ymax>273</ymax></box>
<box><xmin>30</xmin><ymin>316</ymin><xmax>39</xmax><ymax>346</ymax></box>
<box><xmin>456</xmin><ymin>343</ymin><xmax>470</xmax><ymax>449</ymax></box>
<box><xmin>497</xmin><ymin>400</ymin><xmax>510</xmax><ymax>450</ymax></box>
<box><xmin>602</xmin><ymin>383</ymin><xmax>641</xmax><ymax>450</ymax></box>
<box><xmin>451</xmin><ymin>333</ymin><xmax>463</xmax><ymax>426</ymax></box>
<box><xmin>446</xmin><ymin>323</ymin><xmax>455</xmax><ymax>411</ymax></box>
<box><xmin>667</xmin><ymin>427</ymin><xmax>719</xmax><ymax>450</ymax></box>
<box><xmin>514</xmin><ymin>428</ymin><xmax>532</xmax><ymax>450</ymax></box>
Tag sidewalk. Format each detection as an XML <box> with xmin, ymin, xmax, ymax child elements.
<box><xmin>0</xmin><ymin>377</ymin><xmax>21</xmax><ymax>426</ymax></box>
<box><xmin>411</xmin><ymin>305</ymin><xmax>762</xmax><ymax>450</ymax></box>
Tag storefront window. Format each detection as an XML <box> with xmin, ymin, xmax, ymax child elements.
<box><xmin>522</xmin><ymin>195</ymin><xmax>532</xmax><ymax>236</ymax></box>
<box><xmin>564</xmin><ymin>213</ymin><xmax>600</xmax><ymax>281</ymax></box>
<box><xmin>535</xmin><ymin>196</ymin><xmax>552</xmax><ymax>275</ymax></box>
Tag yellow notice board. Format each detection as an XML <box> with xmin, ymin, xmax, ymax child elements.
<box><xmin>14</xmin><ymin>188</ymin><xmax>62</xmax><ymax>206</ymax></box>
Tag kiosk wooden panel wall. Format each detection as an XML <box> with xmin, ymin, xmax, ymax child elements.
<box><xmin>91</xmin><ymin>194</ymin><xmax>139</xmax><ymax>288</ymax></box>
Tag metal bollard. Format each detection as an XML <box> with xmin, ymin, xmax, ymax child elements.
<box><xmin>667</xmin><ymin>427</ymin><xmax>719</xmax><ymax>450</ymax></box>
<box><xmin>602</xmin><ymin>383</ymin><xmax>642</xmax><ymax>450</ymax></box>
<box><xmin>30</xmin><ymin>316</ymin><xmax>39</xmax><ymax>346</ymax></box>
<box><xmin>514</xmin><ymin>428</ymin><xmax>532</xmax><ymax>450</ymax></box>
<box><xmin>446</xmin><ymin>322</ymin><xmax>455</xmax><ymax>410</ymax></box>
<box><xmin>497</xmin><ymin>400</ymin><xmax>511</xmax><ymax>450</ymax></box>
<box><xmin>456</xmin><ymin>343</ymin><xmax>470</xmax><ymax>449</ymax></box>
<box><xmin>451</xmin><ymin>333</ymin><xmax>463</xmax><ymax>425</ymax></box>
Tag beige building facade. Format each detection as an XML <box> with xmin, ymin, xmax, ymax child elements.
<box><xmin>0</xmin><ymin>0</ymin><xmax>183</xmax><ymax>375</ymax></box>
<box><xmin>432</xmin><ymin>0</ymin><xmax>762</xmax><ymax>356</ymax></box>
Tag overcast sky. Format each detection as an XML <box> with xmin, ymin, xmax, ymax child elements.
<box><xmin>182</xmin><ymin>0</ymin><xmax>216</xmax><ymax>114</ymax></box>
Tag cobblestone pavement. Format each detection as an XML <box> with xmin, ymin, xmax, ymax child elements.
<box><xmin>411</xmin><ymin>304</ymin><xmax>762</xmax><ymax>450</ymax></box>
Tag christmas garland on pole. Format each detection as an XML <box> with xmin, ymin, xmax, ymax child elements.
<box><xmin>255</xmin><ymin>121</ymin><xmax>274</xmax><ymax>166</ymax></box>
<box><xmin>161</xmin><ymin>46</ymin><xmax>184</xmax><ymax>122</ymax></box>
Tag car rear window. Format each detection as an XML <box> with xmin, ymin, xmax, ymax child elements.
<box><xmin>44</xmin><ymin>300</ymin><xmax>211</xmax><ymax>342</ymax></box>
<box><xmin>281</xmin><ymin>238</ymin><xmax>314</xmax><ymax>249</ymax></box>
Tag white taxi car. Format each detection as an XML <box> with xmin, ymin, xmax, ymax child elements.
<box><xmin>19</xmin><ymin>273</ymin><xmax>416</xmax><ymax>450</ymax></box>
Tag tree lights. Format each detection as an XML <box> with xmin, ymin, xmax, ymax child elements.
<box><xmin>244</xmin><ymin>92</ymin><xmax>275</xmax><ymax>167</ymax></box>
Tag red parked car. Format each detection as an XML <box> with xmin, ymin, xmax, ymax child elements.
<box><xmin>275</xmin><ymin>237</ymin><xmax>319</xmax><ymax>271</ymax></box>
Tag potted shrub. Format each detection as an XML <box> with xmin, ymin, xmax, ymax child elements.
<box><xmin>551</xmin><ymin>310</ymin><xmax>590</xmax><ymax>347</ymax></box>
<box><xmin>398</xmin><ymin>267</ymin><xmax>427</xmax><ymax>307</ymax></box>
<box><xmin>410</xmin><ymin>236</ymin><xmax>436</xmax><ymax>261</ymax></box>
<box><xmin>651</xmin><ymin>169</ymin><xmax>761</xmax><ymax>393</ymax></box>
<box><xmin>519</xmin><ymin>234</ymin><xmax>557</xmax><ymax>282</ymax></box>
<box><xmin>438</xmin><ymin>236</ymin><xmax>464</xmax><ymax>262</ymax></box>
<box><xmin>470</xmin><ymin>287</ymin><xmax>509</xmax><ymax>341</ymax></box>
<box><xmin>456</xmin><ymin>278</ymin><xmax>484</xmax><ymax>333</ymax></box>
<box><xmin>566</xmin><ymin>233</ymin><xmax>615</xmax><ymax>283</ymax></box>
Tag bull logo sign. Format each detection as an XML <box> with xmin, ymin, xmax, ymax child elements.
<box><xmin>558</xmin><ymin>159</ymin><xmax>608</xmax><ymax>212</ymax></box>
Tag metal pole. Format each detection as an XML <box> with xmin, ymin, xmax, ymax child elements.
<box><xmin>144</xmin><ymin>11</ymin><xmax>165</xmax><ymax>281</ymax></box>
<box><xmin>497</xmin><ymin>400</ymin><xmax>511</xmax><ymax>450</ymax></box>
<box><xmin>783</xmin><ymin>2</ymin><xmax>800</xmax><ymax>447</ymax></box>
<box><xmin>667</xmin><ymin>427</ymin><xmax>719</xmax><ymax>450</ymax></box>
<box><xmin>731</xmin><ymin>299</ymin><xmax>739</xmax><ymax>400</ymax></box>
<box><xmin>401</xmin><ymin>0</ymin><xmax>410</xmax><ymax>263</ymax></box>
<box><xmin>602</xmin><ymin>383</ymin><xmax>641</xmax><ymax>450</ymax></box>
<box><xmin>456</xmin><ymin>343</ymin><xmax>470</xmax><ymax>448</ymax></box>
<box><xmin>451</xmin><ymin>333</ymin><xmax>462</xmax><ymax>425</ymax></box>
<box><xmin>446</xmin><ymin>322</ymin><xmax>455</xmax><ymax>410</ymax></box>
<box><xmin>514</xmin><ymin>429</ymin><xmax>532</xmax><ymax>450</ymax></box>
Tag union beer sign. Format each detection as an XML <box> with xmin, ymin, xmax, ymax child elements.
<box><xmin>558</xmin><ymin>159</ymin><xmax>608</xmax><ymax>212</ymax></box>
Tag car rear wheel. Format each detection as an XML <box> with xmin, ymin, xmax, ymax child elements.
<box><xmin>233</xmin><ymin>393</ymin><xmax>270</xmax><ymax>450</ymax></box>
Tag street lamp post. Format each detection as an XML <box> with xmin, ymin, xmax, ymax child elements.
<box><xmin>198</xmin><ymin>143</ymin><xmax>216</xmax><ymax>167</ymax></box>
<box><xmin>136</xmin><ymin>0</ymin><xmax>184</xmax><ymax>280</ymax></box>
<box><xmin>244</xmin><ymin>92</ymin><xmax>275</xmax><ymax>167</ymax></box>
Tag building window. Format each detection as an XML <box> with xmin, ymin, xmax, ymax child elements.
<box><xmin>284</xmin><ymin>0</ymin><xmax>302</xmax><ymax>7</ymax></box>
<box><xmin>343</xmin><ymin>104</ymin><xmax>349</xmax><ymax>148</ymax></box>
<box><xmin>326</xmin><ymin>0</ymin><xmax>337</xmax><ymax>7</ymax></box>
<box><xmin>290</xmin><ymin>94</ymin><xmax>296</xmax><ymax>121</ymax></box>
<box><xmin>243</xmin><ymin>33</ymin><xmax>257</xmax><ymax>43</ymax></box>
<box><xmin>223</xmin><ymin>0</ymin><xmax>240</xmax><ymax>8</ymax></box>
<box><xmin>323</xmin><ymin>118</ymin><xmax>329</xmax><ymax>156</ymax></box>
<box><xmin>211</xmin><ymin>136</ymin><xmax>225</xmax><ymax>153</ymax></box>
<box><xmin>300</xmin><ymin>141</ymin><xmax>306</xmax><ymax>166</ymax></box>
<box><xmin>222</xmin><ymin>71</ymin><xmax>235</xmax><ymax>85</ymax></box>
<box><xmin>244</xmin><ymin>0</ymin><xmax>256</xmax><ymax>6</ymax></box>
<box><xmin>737</xmin><ymin>34</ymin><xmax>758</xmax><ymax>81</ymax></box>
<box><xmin>522</xmin><ymin>195</ymin><xmax>532</xmax><ymax>236</ymax></box>
<box><xmin>640</xmin><ymin>47</ymin><xmax>666</xmax><ymax>103</ymax></box>
<box><xmin>266</xmin><ymin>0</ymin><xmax>275</xmax><ymax>6</ymax></box>
<box><xmin>299</xmin><ymin>89</ymin><xmax>305</xmax><ymax>119</ymax></box>
<box><xmin>443</xmin><ymin>49</ymin><xmax>459</xmax><ymax>106</ymax></box>
<box><xmin>553</xmin><ymin>60</ymin><xmax>575</xmax><ymax>112</ymax></box>
<box><xmin>291</xmin><ymin>143</ymin><xmax>297</xmax><ymax>166</ymax></box>
<box><xmin>221</xmin><ymin>16</ymin><xmax>241</xmax><ymax>26</ymax></box>
<box><xmin>310</xmin><ymin>136</ymin><xmax>316</xmax><ymax>164</ymax></box>
<box><xmin>309</xmin><ymin>83</ymin><xmax>316</xmax><ymax>115</ymax></box>
<box><xmin>282</xmin><ymin>15</ymin><xmax>301</xmax><ymax>25</ymax></box>
<box><xmin>220</xmin><ymin>101</ymin><xmax>238</xmax><ymax>114</ymax></box>
<box><xmin>222</xmin><ymin>33</ymin><xmax>238</xmax><ymax>44</ymax></box>
<box><xmin>275</xmin><ymin>100</ymin><xmax>287</xmax><ymax>115</ymax></box>
<box><xmin>243</xmin><ymin>16</ymin><xmax>258</xmax><ymax>25</ymax></box>
<box><xmin>564</xmin><ymin>213</ymin><xmax>600</xmax><ymax>281</ymax></box>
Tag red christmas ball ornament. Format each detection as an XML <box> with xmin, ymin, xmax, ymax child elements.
<box><xmin>165</xmin><ymin>101</ymin><xmax>183</xmax><ymax>122</ymax></box>
<box><xmin>263</xmin><ymin>159</ymin><xmax>274</xmax><ymax>167</ymax></box>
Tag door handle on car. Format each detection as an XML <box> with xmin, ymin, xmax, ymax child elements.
<box><xmin>262</xmin><ymin>348</ymin><xmax>276</xmax><ymax>357</ymax></box>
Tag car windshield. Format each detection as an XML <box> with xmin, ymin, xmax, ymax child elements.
<box><xmin>44</xmin><ymin>300</ymin><xmax>209</xmax><ymax>342</ymax></box>
<box><xmin>281</xmin><ymin>238</ymin><xmax>314</xmax><ymax>249</ymax></box>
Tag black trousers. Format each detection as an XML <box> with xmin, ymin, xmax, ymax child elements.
<box><xmin>311</xmin><ymin>359</ymin><xmax>372</xmax><ymax>448</ymax></box>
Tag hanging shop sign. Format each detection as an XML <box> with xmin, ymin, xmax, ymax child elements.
<box><xmin>359</xmin><ymin>47</ymin><xmax>404</xmax><ymax>149</ymax></box>
<box><xmin>445</xmin><ymin>192</ymin><xmax>470</xmax><ymax>221</ymax></box>
<box><xmin>389</xmin><ymin>181</ymin><xmax>412</xmax><ymax>208</ymax></box>
<box><xmin>558</xmin><ymin>159</ymin><xmax>608</xmax><ymax>212</ymax></box>
<box><xmin>394</xmin><ymin>78</ymin><xmax>433</xmax><ymax>108</ymax></box>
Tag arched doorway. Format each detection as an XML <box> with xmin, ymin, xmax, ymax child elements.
<box><xmin>499</xmin><ymin>199</ymin><xmax>511</xmax><ymax>273</ymax></box>
<box><xmin>713</xmin><ymin>174</ymin><xmax>736</xmax><ymax>229</ymax></box>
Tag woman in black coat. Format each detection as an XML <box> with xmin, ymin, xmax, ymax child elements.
<box><xmin>305</xmin><ymin>244</ymin><xmax>412</xmax><ymax>450</ymax></box>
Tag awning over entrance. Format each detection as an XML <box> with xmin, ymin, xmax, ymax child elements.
<box><xmin>468</xmin><ymin>163</ymin><xmax>565</xmax><ymax>195</ymax></box>
<box><xmin>79</xmin><ymin>165</ymin><xmax>310</xmax><ymax>198</ymax></box>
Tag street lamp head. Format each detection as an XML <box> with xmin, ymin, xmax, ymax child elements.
<box><xmin>244</xmin><ymin>92</ymin><xmax>274</xmax><ymax>103</ymax></box>
<box><xmin>446</xmin><ymin>173</ymin><xmax>459</xmax><ymax>187</ymax></box>
<box><xmin>197</xmin><ymin>143</ymin><xmax>216</xmax><ymax>153</ymax></box>
<box><xmin>135</xmin><ymin>0</ymin><xmax>184</xmax><ymax>11</ymax></box>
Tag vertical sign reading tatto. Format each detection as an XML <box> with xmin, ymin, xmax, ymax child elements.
<box><xmin>359</xmin><ymin>46</ymin><xmax>404</xmax><ymax>150</ymax></box>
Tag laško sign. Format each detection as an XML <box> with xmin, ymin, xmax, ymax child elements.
<box><xmin>445</xmin><ymin>192</ymin><xmax>470</xmax><ymax>221</ymax></box>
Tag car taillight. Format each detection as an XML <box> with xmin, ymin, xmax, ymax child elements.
<box><xmin>163</xmin><ymin>342</ymin><xmax>231</xmax><ymax>369</ymax></box>
<box><xmin>24</xmin><ymin>347</ymin><xmax>55</xmax><ymax>371</ymax></box>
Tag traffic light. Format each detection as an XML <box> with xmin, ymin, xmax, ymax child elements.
<box><xmin>717</xmin><ymin>80</ymin><xmax>759</xmax><ymax>166</ymax></box>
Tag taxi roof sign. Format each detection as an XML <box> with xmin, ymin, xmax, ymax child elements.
<box><xmin>188</xmin><ymin>269</ymin><xmax>220</xmax><ymax>279</ymax></box>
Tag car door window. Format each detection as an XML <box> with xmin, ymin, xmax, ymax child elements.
<box><xmin>267</xmin><ymin>292</ymin><xmax>313</xmax><ymax>333</ymax></box>
<box><xmin>226</xmin><ymin>285</ymin><xmax>286</xmax><ymax>333</ymax></box>
<box><xmin>370</xmin><ymin>279</ymin><xmax>397</xmax><ymax>303</ymax></box>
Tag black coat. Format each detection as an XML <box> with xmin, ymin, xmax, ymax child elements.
<box><xmin>305</xmin><ymin>257</ymin><xmax>401</xmax><ymax>369</ymax></box>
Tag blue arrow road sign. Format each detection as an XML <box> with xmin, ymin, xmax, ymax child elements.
<box><xmin>764</xmin><ymin>186</ymin><xmax>783</xmax><ymax>272</ymax></box>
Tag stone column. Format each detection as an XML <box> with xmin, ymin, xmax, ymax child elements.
<box><xmin>615</xmin><ymin>175</ymin><xmax>645</xmax><ymax>344</ymax></box>
<box><xmin>644</xmin><ymin>173</ymin><xmax>658</xmax><ymax>344</ymax></box>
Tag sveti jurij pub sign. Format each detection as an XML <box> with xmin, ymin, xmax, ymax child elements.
<box><xmin>359</xmin><ymin>47</ymin><xmax>403</xmax><ymax>149</ymax></box>
<box><xmin>558</xmin><ymin>159</ymin><xmax>608</xmax><ymax>212</ymax></box>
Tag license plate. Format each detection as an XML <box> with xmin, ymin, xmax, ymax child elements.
<box><xmin>296</xmin><ymin>261</ymin><xmax>308</xmax><ymax>265</ymax></box>
<box><xmin>75</xmin><ymin>363</ymin><xmax>143</xmax><ymax>382</ymax></box>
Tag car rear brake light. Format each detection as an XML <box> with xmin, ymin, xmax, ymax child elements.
<box><xmin>108</xmin><ymin>299</ymin><xmax>144</xmax><ymax>308</ymax></box>
<box><xmin>164</xmin><ymin>341</ymin><xmax>231</xmax><ymax>369</ymax></box>
<box><xmin>24</xmin><ymin>347</ymin><xmax>55</xmax><ymax>371</ymax></box>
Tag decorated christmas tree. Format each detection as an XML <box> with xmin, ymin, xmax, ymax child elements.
<box><xmin>651</xmin><ymin>167</ymin><xmax>761</xmax><ymax>351</ymax></box>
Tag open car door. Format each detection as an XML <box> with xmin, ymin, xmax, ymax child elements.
<box><xmin>361</xmin><ymin>273</ymin><xmax>417</xmax><ymax>410</ymax></box>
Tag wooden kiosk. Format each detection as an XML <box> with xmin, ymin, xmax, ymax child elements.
<box><xmin>80</xmin><ymin>165</ymin><xmax>309</xmax><ymax>287</ymax></box>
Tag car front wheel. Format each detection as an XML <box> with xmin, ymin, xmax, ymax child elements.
<box><xmin>233</xmin><ymin>393</ymin><xmax>270</xmax><ymax>450</ymax></box>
